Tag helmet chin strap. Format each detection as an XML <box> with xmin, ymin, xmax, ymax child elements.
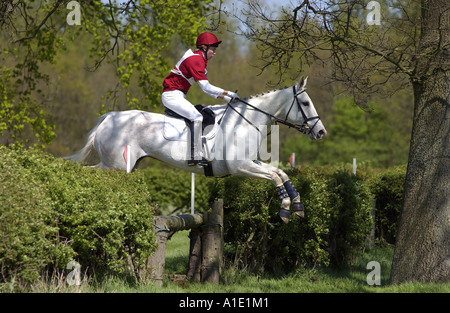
<box><xmin>200</xmin><ymin>44</ymin><xmax>218</xmax><ymax>60</ymax></box>
<box><xmin>200</xmin><ymin>46</ymin><xmax>211</xmax><ymax>60</ymax></box>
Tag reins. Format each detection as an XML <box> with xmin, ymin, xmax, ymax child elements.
<box><xmin>218</xmin><ymin>86</ymin><xmax>321</xmax><ymax>135</ymax></box>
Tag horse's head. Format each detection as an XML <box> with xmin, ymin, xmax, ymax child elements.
<box><xmin>287</xmin><ymin>76</ymin><xmax>327</xmax><ymax>140</ymax></box>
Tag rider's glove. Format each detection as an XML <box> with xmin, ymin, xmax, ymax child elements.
<box><xmin>227</xmin><ymin>91</ymin><xmax>239</xmax><ymax>99</ymax></box>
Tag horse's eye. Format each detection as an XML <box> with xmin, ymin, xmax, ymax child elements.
<box><xmin>302</xmin><ymin>101</ymin><xmax>310</xmax><ymax>106</ymax></box>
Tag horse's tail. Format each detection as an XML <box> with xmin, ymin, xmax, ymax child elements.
<box><xmin>64</xmin><ymin>113</ymin><xmax>110</xmax><ymax>164</ymax></box>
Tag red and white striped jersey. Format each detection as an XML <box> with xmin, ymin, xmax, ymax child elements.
<box><xmin>163</xmin><ymin>49</ymin><xmax>208</xmax><ymax>94</ymax></box>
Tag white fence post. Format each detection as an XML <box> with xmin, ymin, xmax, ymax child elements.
<box><xmin>191</xmin><ymin>172</ymin><xmax>195</xmax><ymax>214</ymax></box>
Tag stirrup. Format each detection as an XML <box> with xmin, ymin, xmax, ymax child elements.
<box><xmin>187</xmin><ymin>158</ymin><xmax>211</xmax><ymax>167</ymax></box>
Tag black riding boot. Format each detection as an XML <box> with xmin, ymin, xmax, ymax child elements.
<box><xmin>187</xmin><ymin>121</ymin><xmax>209</xmax><ymax>166</ymax></box>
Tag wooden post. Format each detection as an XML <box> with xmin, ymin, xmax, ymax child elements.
<box><xmin>187</xmin><ymin>228</ymin><xmax>202</xmax><ymax>282</ymax></box>
<box><xmin>201</xmin><ymin>199</ymin><xmax>224</xmax><ymax>283</ymax></box>
<box><xmin>147</xmin><ymin>216</ymin><xmax>171</xmax><ymax>286</ymax></box>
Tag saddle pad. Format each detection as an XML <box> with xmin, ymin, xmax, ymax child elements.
<box><xmin>163</xmin><ymin>116</ymin><xmax>188</xmax><ymax>141</ymax></box>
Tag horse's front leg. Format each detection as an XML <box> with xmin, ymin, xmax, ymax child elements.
<box><xmin>230</xmin><ymin>160</ymin><xmax>300</xmax><ymax>223</ymax></box>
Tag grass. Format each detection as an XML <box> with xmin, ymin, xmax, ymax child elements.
<box><xmin>20</xmin><ymin>230</ymin><xmax>450</xmax><ymax>293</ymax></box>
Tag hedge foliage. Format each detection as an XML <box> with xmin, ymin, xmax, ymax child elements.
<box><xmin>142</xmin><ymin>166</ymin><xmax>212</xmax><ymax>215</ymax></box>
<box><xmin>0</xmin><ymin>146</ymin><xmax>156</xmax><ymax>290</ymax></box>
<box><xmin>369</xmin><ymin>165</ymin><xmax>406</xmax><ymax>244</ymax></box>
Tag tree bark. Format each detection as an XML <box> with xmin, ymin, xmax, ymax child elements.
<box><xmin>390</xmin><ymin>0</ymin><xmax>450</xmax><ymax>284</ymax></box>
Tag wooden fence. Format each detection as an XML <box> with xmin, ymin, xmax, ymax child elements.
<box><xmin>146</xmin><ymin>199</ymin><xmax>224</xmax><ymax>286</ymax></box>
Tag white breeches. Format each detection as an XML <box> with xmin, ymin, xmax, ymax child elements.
<box><xmin>162</xmin><ymin>90</ymin><xmax>203</xmax><ymax>122</ymax></box>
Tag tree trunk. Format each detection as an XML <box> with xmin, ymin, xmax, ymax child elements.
<box><xmin>390</xmin><ymin>0</ymin><xmax>450</xmax><ymax>284</ymax></box>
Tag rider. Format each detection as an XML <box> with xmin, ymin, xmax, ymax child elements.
<box><xmin>162</xmin><ymin>32</ymin><xmax>238</xmax><ymax>166</ymax></box>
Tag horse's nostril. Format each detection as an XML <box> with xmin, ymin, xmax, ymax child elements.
<box><xmin>317</xmin><ymin>129</ymin><xmax>326</xmax><ymax>139</ymax></box>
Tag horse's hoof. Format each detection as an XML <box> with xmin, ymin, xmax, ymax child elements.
<box><xmin>279</xmin><ymin>208</ymin><xmax>291</xmax><ymax>224</ymax></box>
<box><xmin>293</xmin><ymin>202</ymin><xmax>305</xmax><ymax>218</ymax></box>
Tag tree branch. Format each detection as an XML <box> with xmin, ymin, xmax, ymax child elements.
<box><xmin>13</xmin><ymin>0</ymin><xmax>64</xmax><ymax>44</ymax></box>
<box><xmin>333</xmin><ymin>36</ymin><xmax>414</xmax><ymax>77</ymax></box>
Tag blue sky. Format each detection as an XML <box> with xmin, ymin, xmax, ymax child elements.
<box><xmin>262</xmin><ymin>0</ymin><xmax>295</xmax><ymax>9</ymax></box>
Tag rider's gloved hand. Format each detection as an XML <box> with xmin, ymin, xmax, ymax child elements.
<box><xmin>227</xmin><ymin>91</ymin><xmax>239</xmax><ymax>99</ymax></box>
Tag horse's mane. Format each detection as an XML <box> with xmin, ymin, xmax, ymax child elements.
<box><xmin>243</xmin><ymin>86</ymin><xmax>290</xmax><ymax>101</ymax></box>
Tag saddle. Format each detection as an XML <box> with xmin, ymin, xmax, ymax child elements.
<box><xmin>164</xmin><ymin>105</ymin><xmax>216</xmax><ymax>134</ymax></box>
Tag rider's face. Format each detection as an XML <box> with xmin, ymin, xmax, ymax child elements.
<box><xmin>206</xmin><ymin>46</ymin><xmax>217</xmax><ymax>60</ymax></box>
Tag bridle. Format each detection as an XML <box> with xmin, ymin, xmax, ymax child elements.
<box><xmin>285</xmin><ymin>86</ymin><xmax>321</xmax><ymax>135</ymax></box>
<box><xmin>221</xmin><ymin>86</ymin><xmax>321</xmax><ymax>135</ymax></box>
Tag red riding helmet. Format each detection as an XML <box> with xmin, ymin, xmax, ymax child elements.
<box><xmin>196</xmin><ymin>32</ymin><xmax>222</xmax><ymax>47</ymax></box>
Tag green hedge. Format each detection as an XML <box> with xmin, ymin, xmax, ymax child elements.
<box><xmin>327</xmin><ymin>170</ymin><xmax>373</xmax><ymax>268</ymax></box>
<box><xmin>142</xmin><ymin>166</ymin><xmax>212</xmax><ymax>215</ymax></box>
<box><xmin>369</xmin><ymin>165</ymin><xmax>406</xmax><ymax>244</ymax></box>
<box><xmin>211</xmin><ymin>165</ymin><xmax>405</xmax><ymax>273</ymax></box>
<box><xmin>0</xmin><ymin>146</ymin><xmax>157</xmax><ymax>290</ymax></box>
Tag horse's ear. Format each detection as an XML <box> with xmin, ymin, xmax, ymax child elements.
<box><xmin>298</xmin><ymin>76</ymin><xmax>308</xmax><ymax>89</ymax></box>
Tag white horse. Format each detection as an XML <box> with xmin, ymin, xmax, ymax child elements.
<box><xmin>66</xmin><ymin>76</ymin><xmax>327</xmax><ymax>223</ymax></box>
